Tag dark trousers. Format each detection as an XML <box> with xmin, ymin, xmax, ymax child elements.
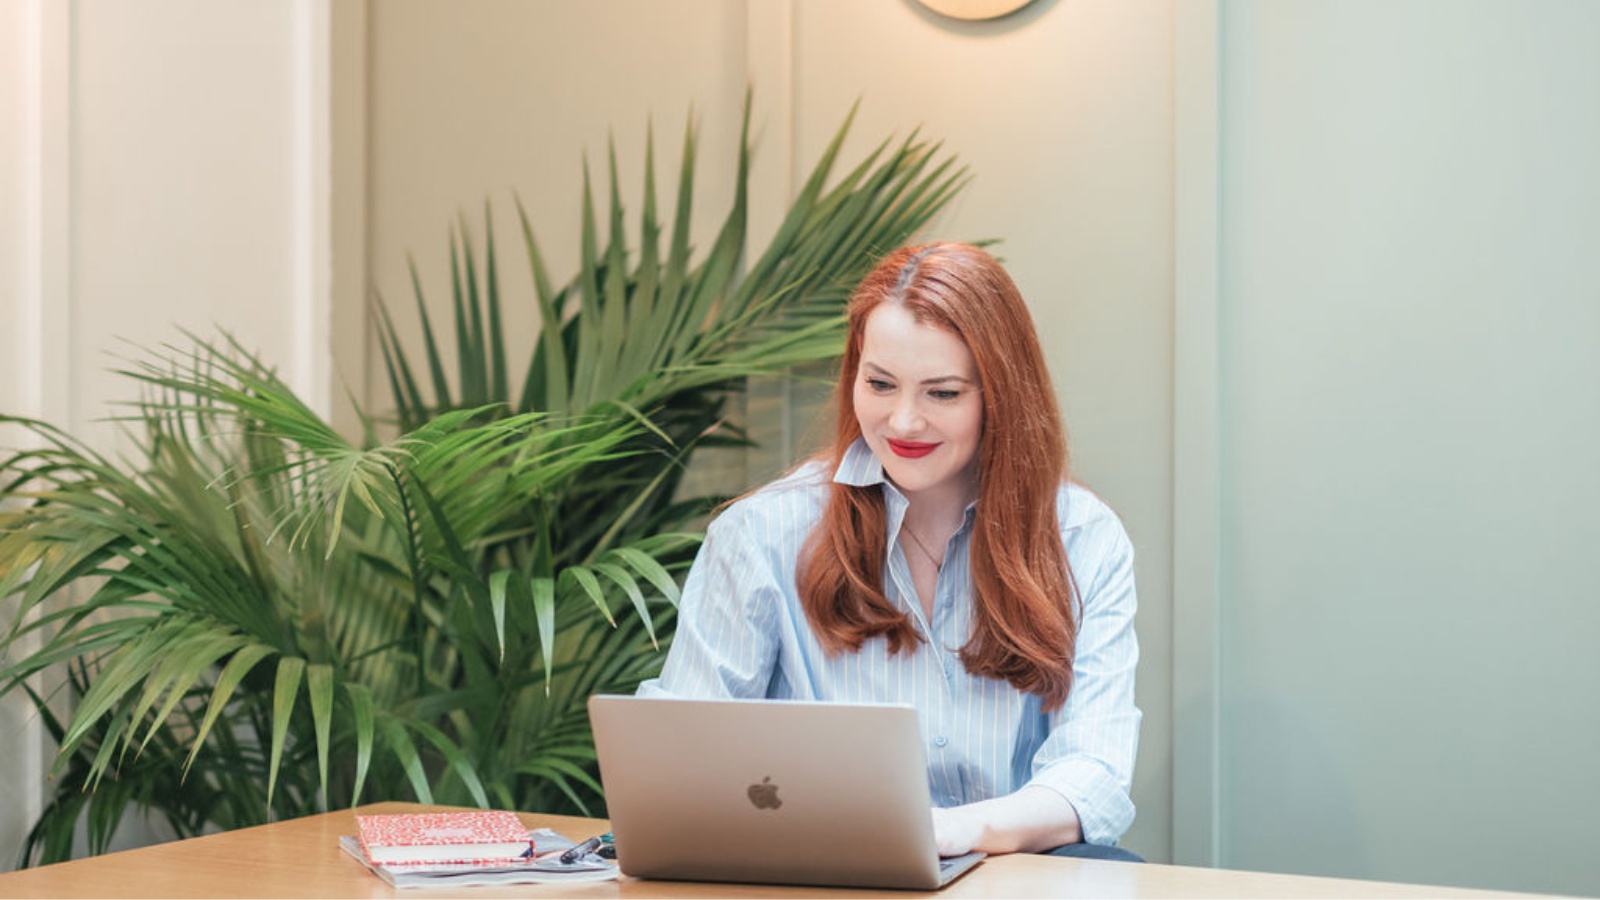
<box><xmin>1042</xmin><ymin>842</ymin><xmax>1145</xmax><ymax>863</ymax></box>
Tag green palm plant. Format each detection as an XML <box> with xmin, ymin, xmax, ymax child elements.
<box><xmin>380</xmin><ymin>100</ymin><xmax>968</xmax><ymax>549</ymax></box>
<box><xmin>2</xmin><ymin>346</ymin><xmax>677</xmax><ymax>863</ymax></box>
<box><xmin>0</xmin><ymin>98</ymin><xmax>968</xmax><ymax>867</ymax></box>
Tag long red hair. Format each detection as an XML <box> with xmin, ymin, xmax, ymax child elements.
<box><xmin>797</xmin><ymin>242</ymin><xmax>1079</xmax><ymax>711</ymax></box>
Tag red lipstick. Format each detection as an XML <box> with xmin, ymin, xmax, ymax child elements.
<box><xmin>887</xmin><ymin>439</ymin><xmax>938</xmax><ymax>459</ymax></box>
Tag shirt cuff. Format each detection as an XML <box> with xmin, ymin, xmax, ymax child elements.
<box><xmin>1027</xmin><ymin>756</ymin><xmax>1136</xmax><ymax>846</ymax></box>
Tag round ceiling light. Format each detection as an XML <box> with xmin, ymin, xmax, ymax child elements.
<box><xmin>914</xmin><ymin>0</ymin><xmax>1038</xmax><ymax>20</ymax></box>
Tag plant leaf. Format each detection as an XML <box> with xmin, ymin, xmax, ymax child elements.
<box><xmin>266</xmin><ymin>656</ymin><xmax>307</xmax><ymax>810</ymax></box>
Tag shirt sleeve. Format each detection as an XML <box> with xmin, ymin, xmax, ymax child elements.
<box><xmin>635</xmin><ymin>503</ymin><xmax>782</xmax><ymax>699</ymax></box>
<box><xmin>1024</xmin><ymin>511</ymin><xmax>1142</xmax><ymax>846</ymax></box>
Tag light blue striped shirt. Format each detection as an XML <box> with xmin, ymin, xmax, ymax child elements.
<box><xmin>638</xmin><ymin>439</ymin><xmax>1141</xmax><ymax>845</ymax></box>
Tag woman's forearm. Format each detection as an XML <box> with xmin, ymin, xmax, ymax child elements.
<box><xmin>931</xmin><ymin>785</ymin><xmax>1083</xmax><ymax>856</ymax></box>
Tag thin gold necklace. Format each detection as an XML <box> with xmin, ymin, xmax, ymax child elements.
<box><xmin>901</xmin><ymin>524</ymin><xmax>944</xmax><ymax>571</ymax></box>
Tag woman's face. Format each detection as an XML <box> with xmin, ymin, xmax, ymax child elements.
<box><xmin>852</xmin><ymin>303</ymin><xmax>983</xmax><ymax>504</ymax></box>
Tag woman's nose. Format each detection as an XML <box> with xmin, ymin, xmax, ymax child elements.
<box><xmin>889</xmin><ymin>395</ymin><xmax>923</xmax><ymax>433</ymax></box>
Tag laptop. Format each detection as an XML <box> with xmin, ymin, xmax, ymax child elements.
<box><xmin>588</xmin><ymin>694</ymin><xmax>984</xmax><ymax>890</ymax></box>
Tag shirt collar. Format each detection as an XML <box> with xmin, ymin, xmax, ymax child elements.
<box><xmin>833</xmin><ymin>438</ymin><xmax>980</xmax><ymax>526</ymax></box>
<box><xmin>834</xmin><ymin>437</ymin><xmax>887</xmax><ymax>488</ymax></box>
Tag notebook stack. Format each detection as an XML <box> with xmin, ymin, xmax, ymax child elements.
<box><xmin>342</xmin><ymin>811</ymin><xmax>617</xmax><ymax>888</ymax></box>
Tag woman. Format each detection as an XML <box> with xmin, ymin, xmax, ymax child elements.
<box><xmin>637</xmin><ymin>242</ymin><xmax>1141</xmax><ymax>859</ymax></box>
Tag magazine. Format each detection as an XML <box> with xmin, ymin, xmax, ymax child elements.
<box><xmin>340</xmin><ymin>828</ymin><xmax>619</xmax><ymax>888</ymax></box>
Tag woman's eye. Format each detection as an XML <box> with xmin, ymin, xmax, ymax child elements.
<box><xmin>866</xmin><ymin>378</ymin><xmax>895</xmax><ymax>393</ymax></box>
<box><xmin>929</xmin><ymin>389</ymin><xmax>961</xmax><ymax>402</ymax></box>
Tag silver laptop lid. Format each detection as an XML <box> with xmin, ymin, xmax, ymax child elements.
<box><xmin>589</xmin><ymin>695</ymin><xmax>980</xmax><ymax>890</ymax></box>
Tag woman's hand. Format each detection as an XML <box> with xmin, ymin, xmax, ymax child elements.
<box><xmin>930</xmin><ymin>805</ymin><xmax>985</xmax><ymax>857</ymax></box>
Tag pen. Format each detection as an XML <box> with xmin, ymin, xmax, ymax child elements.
<box><xmin>559</xmin><ymin>833</ymin><xmax>606</xmax><ymax>864</ymax></box>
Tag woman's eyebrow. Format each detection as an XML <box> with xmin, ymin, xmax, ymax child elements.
<box><xmin>861</xmin><ymin>362</ymin><xmax>973</xmax><ymax>386</ymax></box>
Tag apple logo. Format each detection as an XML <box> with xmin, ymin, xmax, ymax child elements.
<box><xmin>747</xmin><ymin>776</ymin><xmax>782</xmax><ymax>810</ymax></box>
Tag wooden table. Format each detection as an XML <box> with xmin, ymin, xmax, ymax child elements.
<box><xmin>0</xmin><ymin>802</ymin><xmax>1530</xmax><ymax>899</ymax></box>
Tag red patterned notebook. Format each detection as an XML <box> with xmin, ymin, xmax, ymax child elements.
<box><xmin>355</xmin><ymin>811</ymin><xmax>533</xmax><ymax>865</ymax></box>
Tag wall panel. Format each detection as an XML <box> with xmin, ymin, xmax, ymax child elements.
<box><xmin>359</xmin><ymin>0</ymin><xmax>749</xmax><ymax>419</ymax></box>
<box><xmin>0</xmin><ymin>0</ymin><xmax>51</xmax><ymax>873</ymax></box>
<box><xmin>0</xmin><ymin>0</ymin><xmax>331</xmax><ymax>868</ymax></box>
<box><xmin>70</xmin><ymin>0</ymin><xmax>327</xmax><ymax>441</ymax></box>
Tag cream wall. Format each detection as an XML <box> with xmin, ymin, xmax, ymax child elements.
<box><xmin>0</xmin><ymin>0</ymin><xmax>331</xmax><ymax>444</ymax></box>
<box><xmin>69</xmin><ymin>0</ymin><xmax>331</xmax><ymax>431</ymax></box>
<box><xmin>351</xmin><ymin>0</ymin><xmax>750</xmax><ymax>414</ymax></box>
<box><xmin>0</xmin><ymin>0</ymin><xmax>332</xmax><ymax>867</ymax></box>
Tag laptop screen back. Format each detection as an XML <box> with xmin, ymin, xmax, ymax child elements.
<box><xmin>589</xmin><ymin>695</ymin><xmax>978</xmax><ymax>890</ymax></box>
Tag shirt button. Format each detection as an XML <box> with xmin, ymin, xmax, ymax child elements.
<box><xmin>934</xmin><ymin>735</ymin><xmax>949</xmax><ymax>748</ymax></box>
